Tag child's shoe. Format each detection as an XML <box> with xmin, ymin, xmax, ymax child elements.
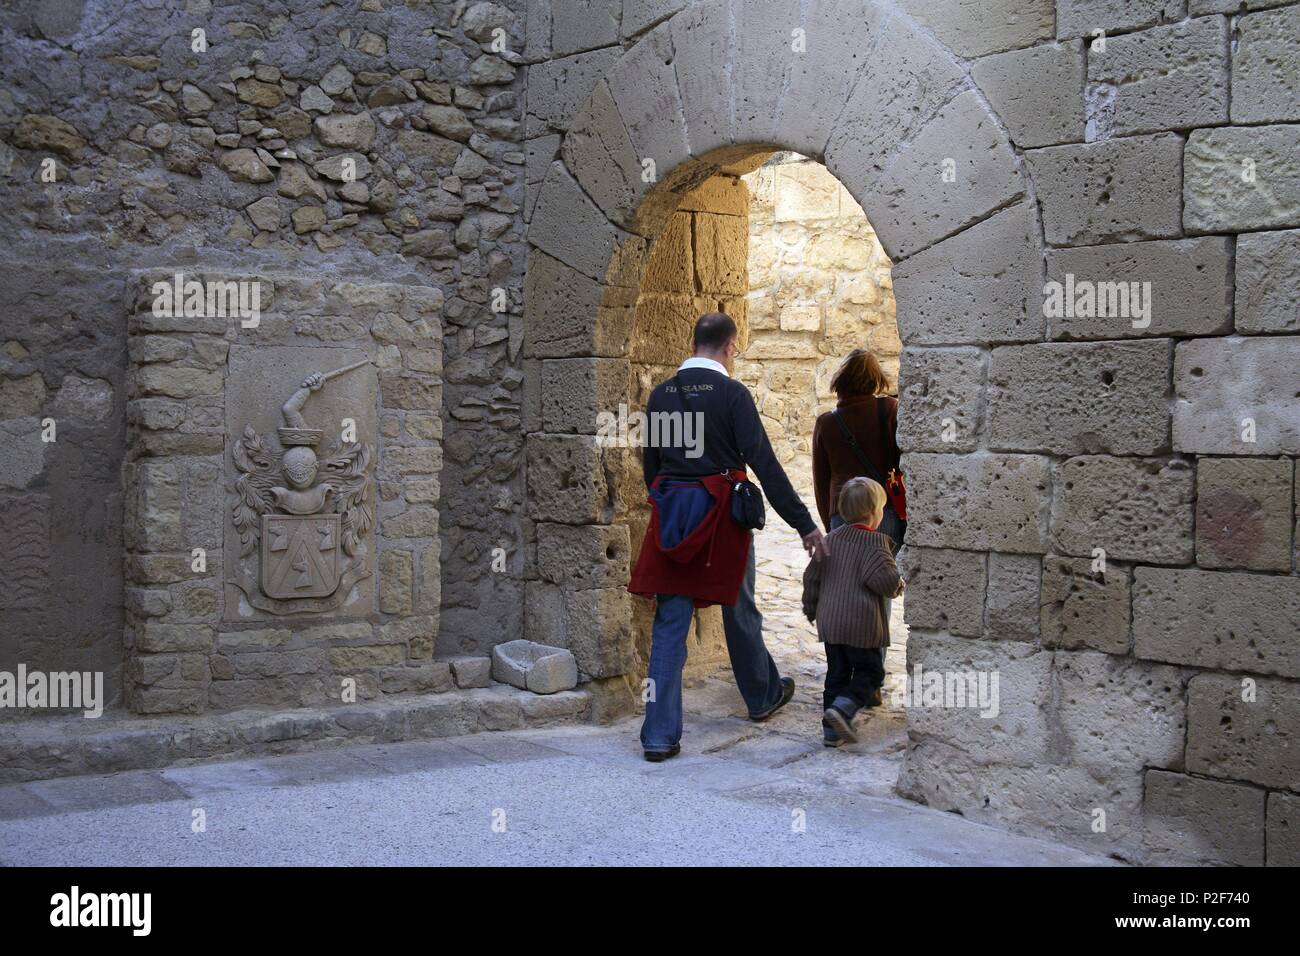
<box><xmin>824</xmin><ymin>699</ymin><xmax>858</xmax><ymax>743</ymax></box>
<box><xmin>822</xmin><ymin>723</ymin><xmax>845</xmax><ymax>748</ymax></box>
<box><xmin>865</xmin><ymin>686</ymin><xmax>883</xmax><ymax>709</ymax></box>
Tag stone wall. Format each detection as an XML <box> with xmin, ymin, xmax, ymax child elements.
<box><xmin>123</xmin><ymin>272</ymin><xmax>444</xmax><ymax>713</ymax></box>
<box><xmin>0</xmin><ymin>0</ymin><xmax>532</xmax><ymax>714</ymax></box>
<box><xmin>738</xmin><ymin>154</ymin><xmax>899</xmax><ymax>498</ymax></box>
<box><xmin>520</xmin><ymin>0</ymin><xmax>1300</xmax><ymax>866</ymax></box>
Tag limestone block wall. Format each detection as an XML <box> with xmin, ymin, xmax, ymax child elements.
<box><xmin>520</xmin><ymin>0</ymin><xmax>1300</xmax><ymax>865</ymax></box>
<box><xmin>1</xmin><ymin>0</ymin><xmax>533</xmax><ymax>714</ymax></box>
<box><xmin>737</xmin><ymin>154</ymin><xmax>899</xmax><ymax>497</ymax></box>
<box><xmin>123</xmin><ymin>272</ymin><xmax>443</xmax><ymax>714</ymax></box>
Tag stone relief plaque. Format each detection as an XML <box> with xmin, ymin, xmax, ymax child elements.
<box><xmin>224</xmin><ymin>346</ymin><xmax>378</xmax><ymax>619</ymax></box>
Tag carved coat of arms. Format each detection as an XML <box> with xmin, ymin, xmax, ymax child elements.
<box><xmin>229</xmin><ymin>361</ymin><xmax>375</xmax><ymax>614</ymax></box>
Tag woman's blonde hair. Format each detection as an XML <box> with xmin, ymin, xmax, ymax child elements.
<box><xmin>838</xmin><ymin>476</ymin><xmax>887</xmax><ymax>524</ymax></box>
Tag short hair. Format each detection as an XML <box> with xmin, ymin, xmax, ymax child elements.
<box><xmin>830</xmin><ymin>348</ymin><xmax>890</xmax><ymax>398</ymax></box>
<box><xmin>693</xmin><ymin>311</ymin><xmax>737</xmax><ymax>351</ymax></box>
<box><xmin>838</xmin><ymin>476</ymin><xmax>886</xmax><ymax>524</ymax></box>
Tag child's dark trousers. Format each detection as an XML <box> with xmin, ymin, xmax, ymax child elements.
<box><xmin>823</xmin><ymin>644</ymin><xmax>885</xmax><ymax>717</ymax></box>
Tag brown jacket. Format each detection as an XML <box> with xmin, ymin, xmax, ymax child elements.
<box><xmin>801</xmin><ymin>524</ymin><xmax>904</xmax><ymax>649</ymax></box>
<box><xmin>811</xmin><ymin>394</ymin><xmax>899</xmax><ymax>531</ymax></box>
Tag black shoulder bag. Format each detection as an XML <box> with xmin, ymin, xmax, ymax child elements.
<box><xmin>671</xmin><ymin>375</ymin><xmax>765</xmax><ymax>530</ymax></box>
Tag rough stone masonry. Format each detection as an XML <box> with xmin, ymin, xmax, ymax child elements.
<box><xmin>0</xmin><ymin>0</ymin><xmax>1297</xmax><ymax>866</ymax></box>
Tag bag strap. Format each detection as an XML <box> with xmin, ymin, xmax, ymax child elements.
<box><xmin>831</xmin><ymin>406</ymin><xmax>889</xmax><ymax>488</ymax></box>
<box><xmin>876</xmin><ymin>396</ymin><xmax>900</xmax><ymax>473</ymax></box>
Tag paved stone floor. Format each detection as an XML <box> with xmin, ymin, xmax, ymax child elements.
<box><xmin>0</xmin><ymin>524</ymin><xmax>1110</xmax><ymax>866</ymax></box>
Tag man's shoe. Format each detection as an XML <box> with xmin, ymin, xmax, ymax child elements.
<box><xmin>823</xmin><ymin>706</ymin><xmax>858</xmax><ymax>743</ymax></box>
<box><xmin>750</xmin><ymin>677</ymin><xmax>796</xmax><ymax>722</ymax></box>
<box><xmin>823</xmin><ymin>724</ymin><xmax>845</xmax><ymax>748</ymax></box>
<box><xmin>643</xmin><ymin>743</ymin><xmax>681</xmax><ymax>763</ymax></box>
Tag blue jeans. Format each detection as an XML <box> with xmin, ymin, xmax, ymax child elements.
<box><xmin>640</xmin><ymin>541</ymin><xmax>784</xmax><ymax>752</ymax></box>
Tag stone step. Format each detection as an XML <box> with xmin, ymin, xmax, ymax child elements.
<box><xmin>0</xmin><ymin>685</ymin><xmax>592</xmax><ymax>785</ymax></box>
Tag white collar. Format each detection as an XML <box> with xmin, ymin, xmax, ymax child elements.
<box><xmin>678</xmin><ymin>356</ymin><xmax>729</xmax><ymax>377</ymax></box>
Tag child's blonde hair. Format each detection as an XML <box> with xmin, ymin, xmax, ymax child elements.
<box><xmin>838</xmin><ymin>476</ymin><xmax>886</xmax><ymax>524</ymax></box>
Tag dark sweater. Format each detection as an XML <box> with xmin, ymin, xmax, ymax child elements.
<box><xmin>801</xmin><ymin>524</ymin><xmax>904</xmax><ymax>648</ymax></box>
<box><xmin>642</xmin><ymin>366</ymin><xmax>817</xmax><ymax>537</ymax></box>
<box><xmin>811</xmin><ymin>394</ymin><xmax>900</xmax><ymax>531</ymax></box>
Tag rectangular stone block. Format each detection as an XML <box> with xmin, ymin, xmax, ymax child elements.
<box><xmin>897</xmin><ymin>547</ymin><xmax>987</xmax><ymax>637</ymax></box>
<box><xmin>526</xmin><ymin>434</ymin><xmax>617</xmax><ymax>524</ymax></box>
<box><xmin>1143</xmin><ymin>770</ymin><xmax>1266</xmax><ymax>867</ymax></box>
<box><xmin>1236</xmin><ymin>229</ymin><xmax>1300</xmax><ymax>334</ymax></box>
<box><xmin>1232</xmin><ymin>6</ymin><xmax>1300</xmax><ymax>124</ymax></box>
<box><xmin>1026</xmin><ymin>134</ymin><xmax>1182</xmax><ymax>245</ymax></box>
<box><xmin>1088</xmin><ymin>18</ymin><xmax>1228</xmax><ymax>136</ymax></box>
<box><xmin>1051</xmin><ymin>456</ymin><xmax>1194</xmax><ymax>564</ymax></box>
<box><xmin>868</xmin><ymin>90</ymin><xmax>1024</xmax><ymax>260</ymax></box>
<box><xmin>892</xmin><ymin>203</ymin><xmax>1044</xmax><ymax>345</ymax></box>
<box><xmin>536</xmin><ymin>522</ymin><xmax>630</xmax><ymax>589</ymax></box>
<box><xmin>972</xmin><ymin>40</ymin><xmax>1084</xmax><ymax>148</ymax></box>
<box><xmin>899</xmin><ymin>0</ymin><xmax>1054</xmax><ymax>58</ymax></box>
<box><xmin>902</xmin><ymin>453</ymin><xmax>1050</xmax><ymax>554</ymax></box>
<box><xmin>988</xmin><ymin>340</ymin><xmax>1171</xmax><ymax>456</ymax></box>
<box><xmin>551</xmin><ymin>0</ymin><xmax>621</xmax><ymax>57</ymax></box>
<box><xmin>524</xmin><ymin>249</ymin><xmax>636</xmax><ymax>358</ymax></box>
<box><xmin>1268</xmin><ymin>792</ymin><xmax>1300</xmax><ymax>867</ymax></box>
<box><xmin>1045</xmin><ymin>238</ymin><xmax>1232</xmax><ymax>341</ymax></box>
<box><xmin>541</xmin><ymin>358</ymin><xmax>630</xmax><ymax>434</ymax></box>
<box><xmin>1173</xmin><ymin>336</ymin><xmax>1300</xmax><ymax>455</ymax></box>
<box><xmin>985</xmin><ymin>552</ymin><xmax>1040</xmax><ymax>642</ymax></box>
<box><xmin>1040</xmin><ymin>554</ymin><xmax>1130</xmax><ymax>654</ymax></box>
<box><xmin>1185</xmin><ymin>125</ymin><xmax>1300</xmax><ymax>233</ymax></box>
<box><xmin>525</xmin><ymin>47</ymin><xmax>623</xmax><ymax>135</ymax></box>
<box><xmin>1053</xmin><ymin>651</ymin><xmax>1186</xmax><ymax>772</ymax></box>
<box><xmin>896</xmin><ymin>347</ymin><xmax>985</xmax><ymax>453</ymax></box>
<box><xmin>1197</xmin><ymin>457</ymin><xmax>1293</xmax><ymax>571</ymax></box>
<box><xmin>1056</xmin><ymin>0</ymin><xmax>1176</xmax><ymax>38</ymax></box>
<box><xmin>1187</xmin><ymin>673</ymin><xmax>1300</xmax><ymax>790</ymax></box>
<box><xmin>525</xmin><ymin>580</ymin><xmax>633</xmax><ymax>679</ymax></box>
<box><xmin>904</xmin><ymin>631</ymin><xmax>1052</xmax><ymax>766</ymax></box>
<box><xmin>1134</xmin><ymin>568</ymin><xmax>1300</xmax><ymax>678</ymax></box>
<box><xmin>693</xmin><ymin>212</ymin><xmax>747</xmax><ymax>295</ymax></box>
<box><xmin>1190</xmin><ymin>0</ymin><xmax>1291</xmax><ymax>12</ymax></box>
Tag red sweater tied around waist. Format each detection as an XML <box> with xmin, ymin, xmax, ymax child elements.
<box><xmin>627</xmin><ymin>470</ymin><xmax>752</xmax><ymax>608</ymax></box>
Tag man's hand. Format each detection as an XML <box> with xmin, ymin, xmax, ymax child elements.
<box><xmin>802</xmin><ymin>528</ymin><xmax>829</xmax><ymax>559</ymax></box>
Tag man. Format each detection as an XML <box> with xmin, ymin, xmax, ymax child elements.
<box><xmin>628</xmin><ymin>312</ymin><xmax>827</xmax><ymax>762</ymax></box>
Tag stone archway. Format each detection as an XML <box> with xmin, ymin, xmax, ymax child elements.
<box><xmin>522</xmin><ymin>0</ymin><xmax>1253</xmax><ymax>863</ymax></box>
<box><xmin>523</xmin><ymin>0</ymin><xmax>1043</xmax><ymax>768</ymax></box>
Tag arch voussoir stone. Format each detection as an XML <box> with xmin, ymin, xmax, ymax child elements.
<box><xmin>774</xmin><ymin>0</ymin><xmax>888</xmax><ymax>158</ymax></box>
<box><xmin>529</xmin><ymin>160</ymin><xmax>646</xmax><ymax>285</ymax></box>
<box><xmin>892</xmin><ymin>200</ymin><xmax>1045</xmax><ymax>346</ymax></box>
<box><xmin>669</xmin><ymin>0</ymin><xmax>735</xmax><ymax>158</ymax></box>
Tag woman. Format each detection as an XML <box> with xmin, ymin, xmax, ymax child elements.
<box><xmin>811</xmin><ymin>349</ymin><xmax>904</xmax><ymax>550</ymax></box>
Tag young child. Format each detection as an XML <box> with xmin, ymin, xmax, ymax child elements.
<box><xmin>801</xmin><ymin>476</ymin><xmax>904</xmax><ymax>747</ymax></box>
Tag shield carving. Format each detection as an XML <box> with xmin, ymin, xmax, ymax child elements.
<box><xmin>260</xmin><ymin>514</ymin><xmax>342</xmax><ymax>600</ymax></box>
